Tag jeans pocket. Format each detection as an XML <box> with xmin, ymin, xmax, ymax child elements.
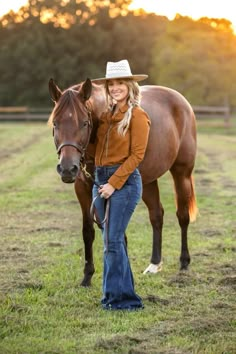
<box><xmin>126</xmin><ymin>170</ymin><xmax>141</xmax><ymax>186</ymax></box>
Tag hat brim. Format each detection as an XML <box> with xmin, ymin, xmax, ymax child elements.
<box><xmin>92</xmin><ymin>74</ymin><xmax>148</xmax><ymax>84</ymax></box>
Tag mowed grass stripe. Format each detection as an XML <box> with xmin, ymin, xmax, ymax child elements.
<box><xmin>0</xmin><ymin>123</ymin><xmax>55</xmax><ymax>188</ymax></box>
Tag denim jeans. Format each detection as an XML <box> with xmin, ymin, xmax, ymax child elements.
<box><xmin>92</xmin><ymin>165</ymin><xmax>143</xmax><ymax>310</ymax></box>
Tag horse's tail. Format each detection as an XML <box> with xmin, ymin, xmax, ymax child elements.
<box><xmin>173</xmin><ymin>174</ymin><xmax>198</xmax><ymax>222</ymax></box>
<box><xmin>189</xmin><ymin>175</ymin><xmax>198</xmax><ymax>222</ymax></box>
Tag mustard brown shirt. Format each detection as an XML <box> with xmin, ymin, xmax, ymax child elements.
<box><xmin>95</xmin><ymin>104</ymin><xmax>150</xmax><ymax>190</ymax></box>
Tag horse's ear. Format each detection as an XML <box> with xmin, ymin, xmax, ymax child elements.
<box><xmin>49</xmin><ymin>78</ymin><xmax>62</xmax><ymax>103</ymax></box>
<box><xmin>79</xmin><ymin>78</ymin><xmax>92</xmax><ymax>101</ymax></box>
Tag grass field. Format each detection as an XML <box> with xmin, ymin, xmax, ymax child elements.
<box><xmin>0</xmin><ymin>119</ymin><xmax>235</xmax><ymax>354</ymax></box>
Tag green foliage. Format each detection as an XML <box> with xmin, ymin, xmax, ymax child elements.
<box><xmin>0</xmin><ymin>1</ymin><xmax>236</xmax><ymax>108</ymax></box>
<box><xmin>150</xmin><ymin>15</ymin><xmax>236</xmax><ymax>106</ymax></box>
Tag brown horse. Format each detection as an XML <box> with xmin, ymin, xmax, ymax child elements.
<box><xmin>48</xmin><ymin>78</ymin><xmax>198</xmax><ymax>286</ymax></box>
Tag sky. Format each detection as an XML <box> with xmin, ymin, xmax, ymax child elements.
<box><xmin>1</xmin><ymin>0</ymin><xmax>236</xmax><ymax>31</ymax></box>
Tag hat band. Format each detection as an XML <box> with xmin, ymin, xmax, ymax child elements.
<box><xmin>106</xmin><ymin>67</ymin><xmax>132</xmax><ymax>79</ymax></box>
<box><xmin>106</xmin><ymin>73</ymin><xmax>133</xmax><ymax>79</ymax></box>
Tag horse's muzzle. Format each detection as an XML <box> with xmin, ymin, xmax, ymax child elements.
<box><xmin>57</xmin><ymin>163</ymin><xmax>79</xmax><ymax>183</ymax></box>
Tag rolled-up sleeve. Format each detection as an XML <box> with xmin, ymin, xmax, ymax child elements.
<box><xmin>108</xmin><ymin>109</ymin><xmax>150</xmax><ymax>189</ymax></box>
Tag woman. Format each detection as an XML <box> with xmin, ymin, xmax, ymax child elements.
<box><xmin>92</xmin><ymin>59</ymin><xmax>150</xmax><ymax>310</ymax></box>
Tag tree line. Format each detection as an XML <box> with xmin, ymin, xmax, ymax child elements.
<box><xmin>0</xmin><ymin>0</ymin><xmax>236</xmax><ymax>108</ymax></box>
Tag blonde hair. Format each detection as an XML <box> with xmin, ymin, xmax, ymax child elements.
<box><xmin>105</xmin><ymin>79</ymin><xmax>141</xmax><ymax>136</ymax></box>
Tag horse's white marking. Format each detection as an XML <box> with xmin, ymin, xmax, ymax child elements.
<box><xmin>143</xmin><ymin>262</ymin><xmax>163</xmax><ymax>274</ymax></box>
<box><xmin>69</xmin><ymin>112</ymin><xmax>72</xmax><ymax>117</ymax></box>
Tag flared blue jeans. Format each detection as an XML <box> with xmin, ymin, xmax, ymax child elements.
<box><xmin>92</xmin><ymin>165</ymin><xmax>143</xmax><ymax>310</ymax></box>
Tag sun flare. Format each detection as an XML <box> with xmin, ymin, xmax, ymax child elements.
<box><xmin>129</xmin><ymin>0</ymin><xmax>236</xmax><ymax>32</ymax></box>
<box><xmin>1</xmin><ymin>0</ymin><xmax>236</xmax><ymax>32</ymax></box>
<box><xmin>0</xmin><ymin>0</ymin><xmax>28</xmax><ymax>16</ymax></box>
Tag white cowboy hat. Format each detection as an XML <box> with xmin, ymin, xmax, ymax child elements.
<box><xmin>92</xmin><ymin>59</ymin><xmax>148</xmax><ymax>84</ymax></box>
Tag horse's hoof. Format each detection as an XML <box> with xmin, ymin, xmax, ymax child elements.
<box><xmin>143</xmin><ymin>262</ymin><xmax>163</xmax><ymax>274</ymax></box>
<box><xmin>80</xmin><ymin>278</ymin><xmax>92</xmax><ymax>287</ymax></box>
<box><xmin>180</xmin><ymin>259</ymin><xmax>190</xmax><ymax>271</ymax></box>
<box><xmin>180</xmin><ymin>264</ymin><xmax>189</xmax><ymax>271</ymax></box>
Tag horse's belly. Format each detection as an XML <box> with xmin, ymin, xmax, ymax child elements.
<box><xmin>139</xmin><ymin>132</ymin><xmax>180</xmax><ymax>184</ymax></box>
<box><xmin>139</xmin><ymin>158</ymin><xmax>170</xmax><ymax>184</ymax></box>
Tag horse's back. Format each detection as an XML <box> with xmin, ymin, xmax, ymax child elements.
<box><xmin>139</xmin><ymin>86</ymin><xmax>197</xmax><ymax>184</ymax></box>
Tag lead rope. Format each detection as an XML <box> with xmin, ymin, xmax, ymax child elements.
<box><xmin>90</xmin><ymin>195</ymin><xmax>110</xmax><ymax>253</ymax></box>
<box><xmin>81</xmin><ymin>162</ymin><xmax>110</xmax><ymax>252</ymax></box>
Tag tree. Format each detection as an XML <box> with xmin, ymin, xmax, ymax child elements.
<box><xmin>1</xmin><ymin>6</ymin><xmax>236</xmax><ymax>107</ymax></box>
<box><xmin>150</xmin><ymin>15</ymin><xmax>236</xmax><ymax>106</ymax></box>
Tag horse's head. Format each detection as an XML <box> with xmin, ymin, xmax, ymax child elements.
<box><xmin>48</xmin><ymin>78</ymin><xmax>93</xmax><ymax>183</ymax></box>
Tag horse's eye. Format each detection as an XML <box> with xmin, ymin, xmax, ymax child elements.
<box><xmin>83</xmin><ymin>121</ymin><xmax>89</xmax><ymax>127</ymax></box>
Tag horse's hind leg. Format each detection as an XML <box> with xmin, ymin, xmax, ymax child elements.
<box><xmin>142</xmin><ymin>181</ymin><xmax>164</xmax><ymax>274</ymax></box>
<box><xmin>170</xmin><ymin>165</ymin><xmax>194</xmax><ymax>270</ymax></box>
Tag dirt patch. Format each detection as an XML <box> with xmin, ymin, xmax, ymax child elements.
<box><xmin>129</xmin><ymin>349</ymin><xmax>187</xmax><ymax>354</ymax></box>
<box><xmin>17</xmin><ymin>281</ymin><xmax>44</xmax><ymax>291</ymax></box>
<box><xmin>47</xmin><ymin>242</ymin><xmax>65</xmax><ymax>247</ymax></box>
<box><xmin>219</xmin><ymin>263</ymin><xmax>236</xmax><ymax>274</ymax></box>
<box><xmin>208</xmin><ymin>262</ymin><xmax>236</xmax><ymax>277</ymax></box>
<box><xmin>95</xmin><ymin>321</ymin><xmax>193</xmax><ymax>354</ymax></box>
<box><xmin>143</xmin><ymin>295</ymin><xmax>170</xmax><ymax>305</ymax></box>
<box><xmin>212</xmin><ymin>302</ymin><xmax>235</xmax><ymax>310</ymax></box>
<box><xmin>188</xmin><ymin>317</ymin><xmax>230</xmax><ymax>335</ymax></box>
<box><xmin>214</xmin><ymin>243</ymin><xmax>236</xmax><ymax>253</ymax></box>
<box><xmin>218</xmin><ymin>276</ymin><xmax>236</xmax><ymax>289</ymax></box>
<box><xmin>95</xmin><ymin>335</ymin><xmax>145</xmax><ymax>351</ymax></box>
<box><xmin>167</xmin><ymin>272</ymin><xmax>202</xmax><ymax>288</ymax></box>
<box><xmin>28</xmin><ymin>227</ymin><xmax>64</xmax><ymax>233</ymax></box>
<box><xmin>200</xmin><ymin>229</ymin><xmax>223</xmax><ymax>237</ymax></box>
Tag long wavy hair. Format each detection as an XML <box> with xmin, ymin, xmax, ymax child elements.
<box><xmin>105</xmin><ymin>79</ymin><xmax>141</xmax><ymax>136</ymax></box>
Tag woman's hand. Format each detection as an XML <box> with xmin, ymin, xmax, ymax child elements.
<box><xmin>99</xmin><ymin>183</ymin><xmax>115</xmax><ymax>199</ymax></box>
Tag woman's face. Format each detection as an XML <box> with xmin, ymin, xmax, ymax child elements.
<box><xmin>107</xmin><ymin>79</ymin><xmax>129</xmax><ymax>105</ymax></box>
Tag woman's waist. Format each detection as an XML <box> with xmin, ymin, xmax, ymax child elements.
<box><xmin>95</xmin><ymin>164</ymin><xmax>121</xmax><ymax>178</ymax></box>
<box><xmin>95</xmin><ymin>164</ymin><xmax>140</xmax><ymax>181</ymax></box>
<box><xmin>95</xmin><ymin>155</ymin><xmax>127</xmax><ymax>168</ymax></box>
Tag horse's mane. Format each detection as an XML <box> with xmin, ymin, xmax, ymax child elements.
<box><xmin>48</xmin><ymin>86</ymin><xmax>83</xmax><ymax>127</ymax></box>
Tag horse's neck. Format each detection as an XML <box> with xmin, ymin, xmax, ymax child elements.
<box><xmin>85</xmin><ymin>143</ymin><xmax>96</xmax><ymax>163</ymax></box>
<box><xmin>89</xmin><ymin>112</ymin><xmax>99</xmax><ymax>145</ymax></box>
<box><xmin>90</xmin><ymin>84</ymin><xmax>106</xmax><ymax>117</ymax></box>
<box><xmin>86</xmin><ymin>84</ymin><xmax>106</xmax><ymax>162</ymax></box>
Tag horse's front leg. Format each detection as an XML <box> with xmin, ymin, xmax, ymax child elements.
<box><xmin>142</xmin><ymin>181</ymin><xmax>164</xmax><ymax>274</ymax></box>
<box><xmin>74</xmin><ymin>178</ymin><xmax>95</xmax><ymax>287</ymax></box>
<box><xmin>81</xmin><ymin>212</ymin><xmax>95</xmax><ymax>286</ymax></box>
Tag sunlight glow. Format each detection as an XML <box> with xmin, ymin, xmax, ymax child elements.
<box><xmin>0</xmin><ymin>0</ymin><xmax>236</xmax><ymax>32</ymax></box>
<box><xmin>0</xmin><ymin>0</ymin><xmax>28</xmax><ymax>16</ymax></box>
<box><xmin>129</xmin><ymin>0</ymin><xmax>236</xmax><ymax>32</ymax></box>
